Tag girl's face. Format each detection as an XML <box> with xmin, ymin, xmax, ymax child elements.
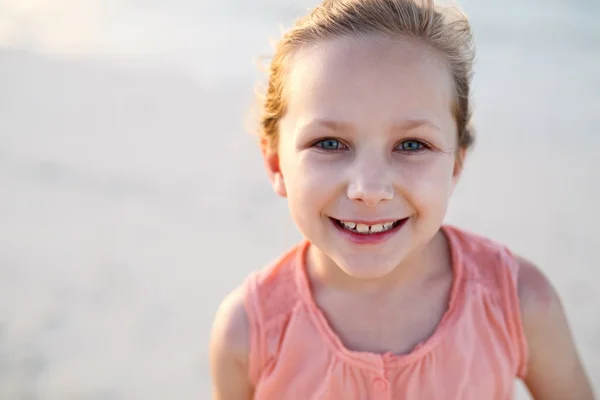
<box><xmin>265</xmin><ymin>35</ymin><xmax>463</xmax><ymax>279</ymax></box>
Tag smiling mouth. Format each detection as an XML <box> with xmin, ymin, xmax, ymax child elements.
<box><xmin>330</xmin><ymin>218</ymin><xmax>408</xmax><ymax>234</ymax></box>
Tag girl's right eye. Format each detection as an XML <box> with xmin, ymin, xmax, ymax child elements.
<box><xmin>314</xmin><ymin>138</ymin><xmax>347</xmax><ymax>151</ymax></box>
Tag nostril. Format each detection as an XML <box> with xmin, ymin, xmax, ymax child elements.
<box><xmin>347</xmin><ymin>183</ymin><xmax>394</xmax><ymax>205</ymax></box>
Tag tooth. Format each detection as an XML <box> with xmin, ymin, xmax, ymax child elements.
<box><xmin>356</xmin><ymin>224</ymin><xmax>369</xmax><ymax>233</ymax></box>
<box><xmin>370</xmin><ymin>224</ymin><xmax>384</xmax><ymax>233</ymax></box>
<box><xmin>343</xmin><ymin>221</ymin><xmax>356</xmax><ymax>229</ymax></box>
<box><xmin>383</xmin><ymin>222</ymin><xmax>394</xmax><ymax>229</ymax></box>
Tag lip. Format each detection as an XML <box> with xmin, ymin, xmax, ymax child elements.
<box><xmin>333</xmin><ymin>218</ymin><xmax>400</xmax><ymax>225</ymax></box>
<box><xmin>329</xmin><ymin>217</ymin><xmax>409</xmax><ymax>245</ymax></box>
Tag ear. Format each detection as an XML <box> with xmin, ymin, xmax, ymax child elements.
<box><xmin>261</xmin><ymin>138</ymin><xmax>287</xmax><ymax>198</ymax></box>
<box><xmin>450</xmin><ymin>148</ymin><xmax>467</xmax><ymax>192</ymax></box>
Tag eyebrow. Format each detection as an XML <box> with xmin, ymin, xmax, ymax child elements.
<box><xmin>300</xmin><ymin>119</ymin><xmax>353</xmax><ymax>132</ymax></box>
<box><xmin>392</xmin><ymin>119</ymin><xmax>441</xmax><ymax>132</ymax></box>
<box><xmin>300</xmin><ymin>118</ymin><xmax>441</xmax><ymax>133</ymax></box>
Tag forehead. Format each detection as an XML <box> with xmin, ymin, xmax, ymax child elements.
<box><xmin>282</xmin><ymin>35</ymin><xmax>456</xmax><ymax>134</ymax></box>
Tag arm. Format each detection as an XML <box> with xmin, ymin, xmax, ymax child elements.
<box><xmin>210</xmin><ymin>285</ymin><xmax>254</xmax><ymax>400</ymax></box>
<box><xmin>517</xmin><ymin>256</ymin><xmax>596</xmax><ymax>400</ymax></box>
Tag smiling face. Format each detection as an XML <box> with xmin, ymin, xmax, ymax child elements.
<box><xmin>264</xmin><ymin>35</ymin><xmax>464</xmax><ymax>279</ymax></box>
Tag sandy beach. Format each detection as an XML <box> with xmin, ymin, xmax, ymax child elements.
<box><xmin>1</xmin><ymin>0</ymin><xmax>599</xmax><ymax>398</ymax></box>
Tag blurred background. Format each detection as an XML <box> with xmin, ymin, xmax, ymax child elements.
<box><xmin>0</xmin><ymin>0</ymin><xmax>598</xmax><ymax>398</ymax></box>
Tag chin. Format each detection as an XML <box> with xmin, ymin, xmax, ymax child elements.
<box><xmin>334</xmin><ymin>254</ymin><xmax>400</xmax><ymax>280</ymax></box>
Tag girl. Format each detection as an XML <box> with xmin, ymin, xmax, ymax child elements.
<box><xmin>210</xmin><ymin>0</ymin><xmax>595</xmax><ymax>398</ymax></box>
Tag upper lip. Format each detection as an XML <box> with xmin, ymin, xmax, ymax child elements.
<box><xmin>331</xmin><ymin>217</ymin><xmax>407</xmax><ymax>225</ymax></box>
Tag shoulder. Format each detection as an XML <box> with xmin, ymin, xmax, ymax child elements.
<box><xmin>210</xmin><ymin>241</ymin><xmax>305</xmax><ymax>354</ymax></box>
<box><xmin>210</xmin><ymin>283</ymin><xmax>254</xmax><ymax>398</ymax></box>
<box><xmin>209</xmin><ymin>242</ymin><xmax>305</xmax><ymax>367</ymax></box>
<box><xmin>514</xmin><ymin>255</ymin><xmax>595</xmax><ymax>399</ymax></box>
<box><xmin>210</xmin><ymin>283</ymin><xmax>251</xmax><ymax>366</ymax></box>
<box><xmin>515</xmin><ymin>255</ymin><xmax>556</xmax><ymax>318</ymax></box>
<box><xmin>443</xmin><ymin>224</ymin><xmax>564</xmax><ymax>319</ymax></box>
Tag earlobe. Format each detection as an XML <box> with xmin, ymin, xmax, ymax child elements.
<box><xmin>450</xmin><ymin>148</ymin><xmax>466</xmax><ymax>193</ymax></box>
<box><xmin>273</xmin><ymin>173</ymin><xmax>287</xmax><ymax>198</ymax></box>
<box><xmin>261</xmin><ymin>140</ymin><xmax>287</xmax><ymax>198</ymax></box>
<box><xmin>453</xmin><ymin>148</ymin><xmax>466</xmax><ymax>178</ymax></box>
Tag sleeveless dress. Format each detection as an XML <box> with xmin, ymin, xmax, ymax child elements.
<box><xmin>243</xmin><ymin>225</ymin><xmax>528</xmax><ymax>399</ymax></box>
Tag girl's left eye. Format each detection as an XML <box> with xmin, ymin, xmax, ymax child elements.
<box><xmin>396</xmin><ymin>140</ymin><xmax>427</xmax><ymax>152</ymax></box>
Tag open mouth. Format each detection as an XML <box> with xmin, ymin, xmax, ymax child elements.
<box><xmin>330</xmin><ymin>217</ymin><xmax>408</xmax><ymax>235</ymax></box>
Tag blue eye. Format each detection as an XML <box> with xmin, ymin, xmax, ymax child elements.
<box><xmin>315</xmin><ymin>138</ymin><xmax>346</xmax><ymax>151</ymax></box>
<box><xmin>397</xmin><ymin>140</ymin><xmax>426</xmax><ymax>152</ymax></box>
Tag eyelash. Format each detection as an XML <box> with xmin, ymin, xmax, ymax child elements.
<box><xmin>312</xmin><ymin>138</ymin><xmax>431</xmax><ymax>153</ymax></box>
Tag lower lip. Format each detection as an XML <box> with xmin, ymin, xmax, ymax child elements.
<box><xmin>330</xmin><ymin>217</ymin><xmax>408</xmax><ymax>245</ymax></box>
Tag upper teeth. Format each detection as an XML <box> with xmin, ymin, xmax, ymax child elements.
<box><xmin>340</xmin><ymin>220</ymin><xmax>396</xmax><ymax>234</ymax></box>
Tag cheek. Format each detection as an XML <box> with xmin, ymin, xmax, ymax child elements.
<box><xmin>281</xmin><ymin>154</ymin><xmax>342</xmax><ymax>211</ymax></box>
<box><xmin>397</xmin><ymin>157</ymin><xmax>455</xmax><ymax>207</ymax></box>
<box><xmin>287</xmin><ymin>151</ymin><xmax>343</xmax><ymax>186</ymax></box>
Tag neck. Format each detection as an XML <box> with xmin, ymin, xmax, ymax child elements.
<box><xmin>306</xmin><ymin>229</ymin><xmax>451</xmax><ymax>296</ymax></box>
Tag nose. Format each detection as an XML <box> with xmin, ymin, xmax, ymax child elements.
<box><xmin>347</xmin><ymin>164</ymin><xmax>394</xmax><ymax>207</ymax></box>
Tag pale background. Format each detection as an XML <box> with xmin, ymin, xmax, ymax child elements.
<box><xmin>0</xmin><ymin>0</ymin><xmax>599</xmax><ymax>399</ymax></box>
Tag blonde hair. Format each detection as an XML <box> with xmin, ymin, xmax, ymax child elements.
<box><xmin>259</xmin><ymin>0</ymin><xmax>476</xmax><ymax>154</ymax></box>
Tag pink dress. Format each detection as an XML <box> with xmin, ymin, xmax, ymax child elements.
<box><xmin>243</xmin><ymin>225</ymin><xmax>528</xmax><ymax>399</ymax></box>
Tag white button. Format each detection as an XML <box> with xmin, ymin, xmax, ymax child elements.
<box><xmin>373</xmin><ymin>377</ymin><xmax>388</xmax><ymax>391</ymax></box>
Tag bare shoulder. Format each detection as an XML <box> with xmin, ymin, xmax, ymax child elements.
<box><xmin>210</xmin><ymin>284</ymin><xmax>254</xmax><ymax>399</ymax></box>
<box><xmin>514</xmin><ymin>255</ymin><xmax>595</xmax><ymax>400</ymax></box>
<box><xmin>211</xmin><ymin>284</ymin><xmax>251</xmax><ymax>356</ymax></box>
<box><xmin>515</xmin><ymin>255</ymin><xmax>556</xmax><ymax>317</ymax></box>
